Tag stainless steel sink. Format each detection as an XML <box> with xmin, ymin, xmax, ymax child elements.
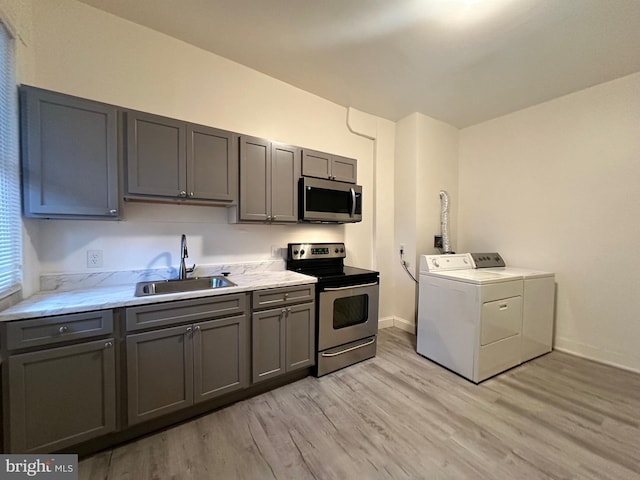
<box><xmin>134</xmin><ymin>276</ymin><xmax>236</xmax><ymax>297</ymax></box>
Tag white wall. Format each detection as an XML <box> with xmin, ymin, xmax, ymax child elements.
<box><xmin>394</xmin><ymin>113</ymin><xmax>459</xmax><ymax>331</ymax></box>
<box><xmin>394</xmin><ymin>115</ymin><xmax>419</xmax><ymax>329</ymax></box>
<box><xmin>8</xmin><ymin>0</ymin><xmax>388</xmax><ymax>297</ymax></box>
<box><xmin>345</xmin><ymin>107</ymin><xmax>397</xmax><ymax>323</ymax></box>
<box><xmin>373</xmin><ymin>119</ymin><xmax>397</xmax><ymax>322</ymax></box>
<box><xmin>458</xmin><ymin>72</ymin><xmax>640</xmax><ymax>373</ymax></box>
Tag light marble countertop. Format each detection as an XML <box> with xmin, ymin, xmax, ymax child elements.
<box><xmin>0</xmin><ymin>270</ymin><xmax>316</xmax><ymax>322</ymax></box>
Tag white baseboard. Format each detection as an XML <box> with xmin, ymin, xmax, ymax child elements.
<box><xmin>554</xmin><ymin>337</ymin><xmax>640</xmax><ymax>375</ymax></box>
<box><xmin>378</xmin><ymin>316</ymin><xmax>414</xmax><ymax>333</ymax></box>
<box><xmin>393</xmin><ymin>317</ymin><xmax>415</xmax><ymax>334</ymax></box>
<box><xmin>378</xmin><ymin>316</ymin><xmax>395</xmax><ymax>329</ymax></box>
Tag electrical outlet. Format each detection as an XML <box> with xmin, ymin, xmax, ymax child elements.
<box><xmin>434</xmin><ymin>236</ymin><xmax>443</xmax><ymax>249</ymax></box>
<box><xmin>270</xmin><ymin>245</ymin><xmax>281</xmax><ymax>258</ymax></box>
<box><xmin>87</xmin><ymin>250</ymin><xmax>103</xmax><ymax>268</ymax></box>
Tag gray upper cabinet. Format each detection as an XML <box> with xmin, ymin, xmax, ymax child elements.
<box><xmin>125</xmin><ymin>110</ymin><xmax>237</xmax><ymax>204</ymax></box>
<box><xmin>238</xmin><ymin>136</ymin><xmax>269</xmax><ymax>221</ymax></box>
<box><xmin>302</xmin><ymin>149</ymin><xmax>357</xmax><ymax>183</ymax></box>
<box><xmin>20</xmin><ymin>86</ymin><xmax>119</xmax><ymax>219</ymax></box>
<box><xmin>271</xmin><ymin>142</ymin><xmax>300</xmax><ymax>222</ymax></box>
<box><xmin>187</xmin><ymin>124</ymin><xmax>237</xmax><ymax>202</ymax></box>
<box><xmin>126</xmin><ymin>111</ymin><xmax>187</xmax><ymax>198</ymax></box>
<box><xmin>238</xmin><ymin>136</ymin><xmax>300</xmax><ymax>223</ymax></box>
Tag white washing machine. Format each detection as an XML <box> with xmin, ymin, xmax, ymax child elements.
<box><xmin>470</xmin><ymin>253</ymin><xmax>555</xmax><ymax>363</ymax></box>
<box><xmin>416</xmin><ymin>253</ymin><xmax>524</xmax><ymax>383</ymax></box>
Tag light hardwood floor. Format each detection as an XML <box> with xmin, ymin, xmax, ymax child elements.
<box><xmin>79</xmin><ymin>328</ymin><xmax>640</xmax><ymax>479</ymax></box>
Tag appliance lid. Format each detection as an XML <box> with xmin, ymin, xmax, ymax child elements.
<box><xmin>425</xmin><ymin>269</ymin><xmax>522</xmax><ymax>285</ymax></box>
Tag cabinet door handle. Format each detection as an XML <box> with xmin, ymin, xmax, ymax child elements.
<box><xmin>194</xmin><ymin>325</ymin><xmax>201</xmax><ymax>332</ymax></box>
<box><xmin>185</xmin><ymin>326</ymin><xmax>192</xmax><ymax>334</ymax></box>
<box><xmin>272</xmin><ymin>215</ymin><xmax>276</xmax><ymax>221</ymax></box>
<box><xmin>189</xmin><ymin>192</ymin><xmax>194</xmax><ymax>197</ymax></box>
<box><xmin>109</xmin><ymin>209</ymin><xmax>117</xmax><ymax>215</ymax></box>
<box><xmin>284</xmin><ymin>293</ymin><xmax>289</xmax><ymax>300</ymax></box>
<box><xmin>59</xmin><ymin>325</ymin><xmax>68</xmax><ymax>334</ymax></box>
<box><xmin>178</xmin><ymin>191</ymin><xmax>187</xmax><ymax>197</ymax></box>
<box><xmin>286</xmin><ymin>307</ymin><xmax>291</xmax><ymax>313</ymax></box>
<box><xmin>104</xmin><ymin>341</ymin><xmax>113</xmax><ymax>348</ymax></box>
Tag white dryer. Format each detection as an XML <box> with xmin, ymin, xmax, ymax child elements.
<box><xmin>417</xmin><ymin>253</ymin><xmax>524</xmax><ymax>383</ymax></box>
<box><xmin>470</xmin><ymin>253</ymin><xmax>555</xmax><ymax>363</ymax></box>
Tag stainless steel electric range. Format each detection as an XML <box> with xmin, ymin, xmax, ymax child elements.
<box><xmin>286</xmin><ymin>242</ymin><xmax>380</xmax><ymax>376</ymax></box>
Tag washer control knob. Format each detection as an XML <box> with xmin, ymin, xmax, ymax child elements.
<box><xmin>433</xmin><ymin>259</ymin><xmax>440</xmax><ymax>268</ymax></box>
<box><xmin>463</xmin><ymin>258</ymin><xmax>468</xmax><ymax>264</ymax></box>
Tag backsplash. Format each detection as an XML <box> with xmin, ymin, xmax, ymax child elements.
<box><xmin>40</xmin><ymin>260</ymin><xmax>286</xmax><ymax>292</ymax></box>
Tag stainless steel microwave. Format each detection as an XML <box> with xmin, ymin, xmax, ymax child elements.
<box><xmin>299</xmin><ymin>177</ymin><xmax>362</xmax><ymax>223</ymax></box>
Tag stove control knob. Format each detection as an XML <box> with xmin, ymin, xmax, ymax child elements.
<box><xmin>334</xmin><ymin>248</ymin><xmax>339</xmax><ymax>253</ymax></box>
<box><xmin>293</xmin><ymin>249</ymin><xmax>299</xmax><ymax>255</ymax></box>
<box><xmin>340</xmin><ymin>248</ymin><xmax>344</xmax><ymax>253</ymax></box>
<box><xmin>300</xmin><ymin>249</ymin><xmax>305</xmax><ymax>256</ymax></box>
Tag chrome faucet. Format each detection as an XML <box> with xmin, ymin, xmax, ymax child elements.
<box><xmin>179</xmin><ymin>234</ymin><xmax>196</xmax><ymax>280</ymax></box>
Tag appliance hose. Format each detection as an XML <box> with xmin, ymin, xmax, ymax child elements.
<box><xmin>439</xmin><ymin>190</ymin><xmax>452</xmax><ymax>254</ymax></box>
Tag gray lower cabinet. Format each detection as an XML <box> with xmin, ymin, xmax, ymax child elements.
<box><xmin>126</xmin><ymin>324</ymin><xmax>193</xmax><ymax>425</ymax></box>
<box><xmin>237</xmin><ymin>136</ymin><xmax>300</xmax><ymax>223</ymax></box>
<box><xmin>125</xmin><ymin>110</ymin><xmax>237</xmax><ymax>204</ymax></box>
<box><xmin>20</xmin><ymin>85</ymin><xmax>119</xmax><ymax>219</ymax></box>
<box><xmin>252</xmin><ymin>285</ymin><xmax>315</xmax><ymax>383</ymax></box>
<box><xmin>7</xmin><ymin>338</ymin><xmax>116</xmax><ymax>453</ymax></box>
<box><xmin>126</xmin><ymin>298</ymin><xmax>249</xmax><ymax>426</ymax></box>
<box><xmin>302</xmin><ymin>149</ymin><xmax>357</xmax><ymax>183</ymax></box>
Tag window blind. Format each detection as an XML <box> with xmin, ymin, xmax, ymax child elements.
<box><xmin>0</xmin><ymin>20</ymin><xmax>21</xmax><ymax>297</ymax></box>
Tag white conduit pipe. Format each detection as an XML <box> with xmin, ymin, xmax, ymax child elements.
<box><xmin>439</xmin><ymin>190</ymin><xmax>452</xmax><ymax>254</ymax></box>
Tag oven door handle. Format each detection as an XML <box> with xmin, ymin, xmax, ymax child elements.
<box><xmin>323</xmin><ymin>282</ymin><xmax>378</xmax><ymax>292</ymax></box>
<box><xmin>321</xmin><ymin>337</ymin><xmax>376</xmax><ymax>357</ymax></box>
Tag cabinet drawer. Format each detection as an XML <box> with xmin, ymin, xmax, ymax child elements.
<box><xmin>252</xmin><ymin>285</ymin><xmax>315</xmax><ymax>310</ymax></box>
<box><xmin>126</xmin><ymin>293</ymin><xmax>247</xmax><ymax>332</ymax></box>
<box><xmin>6</xmin><ymin>310</ymin><xmax>113</xmax><ymax>351</ymax></box>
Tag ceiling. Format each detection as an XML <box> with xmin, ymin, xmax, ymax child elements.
<box><xmin>76</xmin><ymin>0</ymin><xmax>640</xmax><ymax>128</ymax></box>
